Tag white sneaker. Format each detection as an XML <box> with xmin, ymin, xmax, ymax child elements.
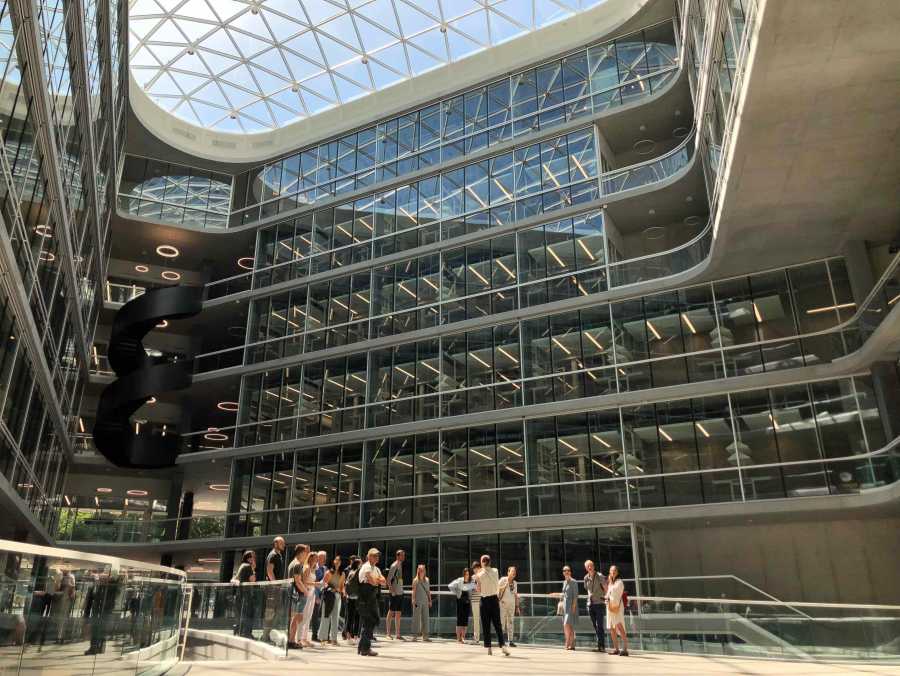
<box><xmin>501</xmin><ymin>646</ymin><xmax>510</xmax><ymax>656</ymax></box>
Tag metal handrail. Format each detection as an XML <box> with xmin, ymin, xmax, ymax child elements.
<box><xmin>58</xmin><ymin>436</ymin><xmax>900</xmax><ymax>542</ymax></box>
<box><xmin>184</xmin><ymin>252</ymin><xmax>899</xmax><ymax>433</ymax></box>
<box><xmin>202</xmin><ymin>128</ymin><xmax>695</xmax><ymax>298</ymax></box>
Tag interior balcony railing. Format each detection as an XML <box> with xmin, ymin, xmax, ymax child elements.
<box><xmin>56</xmin><ymin>434</ymin><xmax>900</xmax><ymax>545</ymax></box>
<box><xmin>150</xmin><ymin>581</ymin><xmax>900</xmax><ymax>662</ymax></box>
<box><xmin>179</xmin><ymin>253</ymin><xmax>899</xmax><ymax>450</ymax></box>
<box><xmin>202</xmin><ymin>131</ymin><xmax>699</xmax><ymax>303</ymax></box>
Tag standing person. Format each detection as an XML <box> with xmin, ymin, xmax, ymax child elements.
<box><xmin>551</xmin><ymin>566</ymin><xmax>579</xmax><ymax>650</ymax></box>
<box><xmin>410</xmin><ymin>564</ymin><xmax>432</xmax><ymax>641</ymax></box>
<box><xmin>583</xmin><ymin>559</ymin><xmax>607</xmax><ymax>652</ymax></box>
<box><xmin>235</xmin><ymin>551</ymin><xmax>257</xmax><ymax>639</ymax></box>
<box><xmin>385</xmin><ymin>549</ymin><xmax>406</xmax><ymax>640</ymax></box>
<box><xmin>449</xmin><ymin>568</ymin><xmax>475</xmax><ymax>643</ymax></box>
<box><xmin>343</xmin><ymin>556</ymin><xmax>362</xmax><ymax>643</ymax></box>
<box><xmin>297</xmin><ymin>550</ymin><xmax>318</xmax><ymax>647</ymax></box>
<box><xmin>606</xmin><ymin>565</ymin><xmax>629</xmax><ymax>656</ymax></box>
<box><xmin>310</xmin><ymin>550</ymin><xmax>327</xmax><ymax>641</ymax></box>
<box><xmin>262</xmin><ymin>536</ymin><xmax>286</xmax><ymax>643</ymax></box>
<box><xmin>357</xmin><ymin>548</ymin><xmax>386</xmax><ymax>657</ymax></box>
<box><xmin>318</xmin><ymin>555</ymin><xmax>344</xmax><ymax>645</ymax></box>
<box><xmin>469</xmin><ymin>561</ymin><xmax>482</xmax><ymax>645</ymax></box>
<box><xmin>498</xmin><ymin>566</ymin><xmax>519</xmax><ymax>647</ymax></box>
<box><xmin>474</xmin><ymin>555</ymin><xmax>509</xmax><ymax>656</ymax></box>
<box><xmin>287</xmin><ymin>544</ymin><xmax>309</xmax><ymax>649</ymax></box>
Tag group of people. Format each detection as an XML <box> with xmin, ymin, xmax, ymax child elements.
<box><xmin>234</xmin><ymin>536</ymin><xmax>630</xmax><ymax>657</ymax></box>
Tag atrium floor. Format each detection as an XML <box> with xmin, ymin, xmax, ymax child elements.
<box><xmin>173</xmin><ymin>639</ymin><xmax>900</xmax><ymax>675</ymax></box>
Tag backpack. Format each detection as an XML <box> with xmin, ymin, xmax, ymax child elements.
<box><xmin>346</xmin><ymin>569</ymin><xmax>360</xmax><ymax>597</ymax></box>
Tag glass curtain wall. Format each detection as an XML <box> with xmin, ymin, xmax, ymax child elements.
<box><xmin>229</xmin><ymin>257</ymin><xmax>856</xmax><ymax>446</ymax></box>
<box><xmin>229</xmin><ymin>22</ymin><xmax>679</xmax><ymax>225</ymax></box>
<box><xmin>222</xmin><ymin>375</ymin><xmax>890</xmax><ymax>538</ymax></box>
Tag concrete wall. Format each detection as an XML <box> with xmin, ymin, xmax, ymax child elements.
<box><xmin>644</xmin><ymin>515</ymin><xmax>900</xmax><ymax>604</ymax></box>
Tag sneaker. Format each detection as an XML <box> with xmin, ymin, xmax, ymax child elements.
<box><xmin>508</xmin><ymin>641</ymin><xmax>517</xmax><ymax>647</ymax></box>
<box><xmin>620</xmin><ymin>650</ymin><xmax>630</xmax><ymax>657</ymax></box>
<box><xmin>487</xmin><ymin>647</ymin><xmax>493</xmax><ymax>656</ymax></box>
<box><xmin>501</xmin><ymin>646</ymin><xmax>510</xmax><ymax>656</ymax></box>
<box><xmin>609</xmin><ymin>649</ymin><xmax>620</xmax><ymax>655</ymax></box>
<box><xmin>411</xmin><ymin>637</ymin><xmax>418</xmax><ymax>642</ymax></box>
<box><xmin>287</xmin><ymin>642</ymin><xmax>302</xmax><ymax>650</ymax></box>
<box><xmin>361</xmin><ymin>650</ymin><xmax>379</xmax><ymax>657</ymax></box>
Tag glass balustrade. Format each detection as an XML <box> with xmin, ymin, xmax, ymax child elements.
<box><xmin>0</xmin><ymin>540</ymin><xmax>186</xmax><ymax>675</ymax></box>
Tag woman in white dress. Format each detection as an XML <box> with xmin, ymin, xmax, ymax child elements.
<box><xmin>605</xmin><ymin>565</ymin><xmax>629</xmax><ymax>656</ymax></box>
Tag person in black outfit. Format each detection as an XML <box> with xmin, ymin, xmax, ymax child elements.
<box><xmin>235</xmin><ymin>551</ymin><xmax>257</xmax><ymax>639</ymax></box>
<box><xmin>262</xmin><ymin>536</ymin><xmax>286</xmax><ymax>643</ymax></box>
<box><xmin>356</xmin><ymin>548</ymin><xmax>386</xmax><ymax>657</ymax></box>
<box><xmin>343</xmin><ymin>556</ymin><xmax>362</xmax><ymax>642</ymax></box>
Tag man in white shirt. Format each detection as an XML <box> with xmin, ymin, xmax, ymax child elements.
<box><xmin>357</xmin><ymin>548</ymin><xmax>386</xmax><ymax>657</ymax></box>
<box><xmin>498</xmin><ymin>565</ymin><xmax>519</xmax><ymax>647</ymax></box>
<box><xmin>474</xmin><ymin>555</ymin><xmax>509</xmax><ymax>656</ymax></box>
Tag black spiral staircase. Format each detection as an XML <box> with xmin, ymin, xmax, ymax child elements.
<box><xmin>93</xmin><ymin>286</ymin><xmax>203</xmax><ymax>469</ymax></box>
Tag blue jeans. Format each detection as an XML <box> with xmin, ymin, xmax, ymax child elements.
<box><xmin>588</xmin><ymin>603</ymin><xmax>606</xmax><ymax>649</ymax></box>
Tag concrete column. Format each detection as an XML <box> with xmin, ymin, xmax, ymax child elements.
<box><xmin>176</xmin><ymin>492</ymin><xmax>194</xmax><ymax>541</ymax></box>
<box><xmin>842</xmin><ymin>240</ymin><xmax>876</xmax><ymax>303</ymax></box>
<box><xmin>869</xmin><ymin>362</ymin><xmax>900</xmax><ymax>441</ymax></box>
<box><xmin>843</xmin><ymin>242</ymin><xmax>899</xmax><ymax>441</ymax></box>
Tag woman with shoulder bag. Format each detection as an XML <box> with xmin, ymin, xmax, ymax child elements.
<box><xmin>605</xmin><ymin>565</ymin><xmax>628</xmax><ymax>656</ymax></box>
<box><xmin>449</xmin><ymin>568</ymin><xmax>475</xmax><ymax>643</ymax></box>
<box><xmin>549</xmin><ymin>565</ymin><xmax>579</xmax><ymax>650</ymax></box>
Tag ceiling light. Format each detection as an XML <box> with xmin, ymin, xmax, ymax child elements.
<box><xmin>17</xmin><ymin>483</ymin><xmax>33</xmax><ymax>489</ymax></box>
<box><xmin>135</xmin><ymin>264</ymin><xmax>149</xmax><ymax>273</ymax></box>
<box><xmin>752</xmin><ymin>302</ymin><xmax>764</xmax><ymax>323</ymax></box>
<box><xmin>161</xmin><ymin>271</ymin><xmax>181</xmax><ymax>281</ymax></box>
<box><xmin>204</xmin><ymin>428</ymin><xmax>229</xmax><ymax>441</ymax></box>
<box><xmin>39</xmin><ymin>251</ymin><xmax>56</xmax><ymax>262</ymax></box>
<box><xmin>217</xmin><ymin>401</ymin><xmax>239</xmax><ymax>412</ymax></box>
<box><xmin>646</xmin><ymin>320</ymin><xmax>662</xmax><ymax>340</ymax></box>
<box><xmin>681</xmin><ymin>313</ymin><xmax>697</xmax><ymax>334</ymax></box>
<box><xmin>34</xmin><ymin>224</ymin><xmax>52</xmax><ymax>237</ymax></box>
<box><xmin>695</xmin><ymin>422</ymin><xmax>711</xmax><ymax>438</ymax></box>
<box><xmin>805</xmin><ymin>302</ymin><xmax>856</xmax><ymax>315</ymax></box>
<box><xmin>658</xmin><ymin>428</ymin><xmax>673</xmax><ymax>442</ymax></box>
<box><xmin>63</xmin><ymin>495</ymin><xmax>71</xmax><ymax>506</ymax></box>
<box><xmin>208</xmin><ymin>484</ymin><xmax>229</xmax><ymax>491</ymax></box>
<box><xmin>96</xmin><ymin>487</ymin><xmax>113</xmax><ymax>493</ymax></box>
<box><xmin>127</xmin><ymin>489</ymin><xmax>149</xmax><ymax>497</ymax></box>
<box><xmin>156</xmin><ymin>319</ymin><xmax>168</xmax><ymax>328</ymax></box>
<box><xmin>237</xmin><ymin>257</ymin><xmax>254</xmax><ymax>270</ymax></box>
<box><xmin>146</xmin><ymin>396</ymin><xmax>157</xmax><ymax>404</ymax></box>
<box><xmin>197</xmin><ymin>558</ymin><xmax>221</xmax><ymax>564</ymax></box>
<box><xmin>78</xmin><ymin>417</ymin><xmax>85</xmax><ymax>433</ymax></box>
<box><xmin>156</xmin><ymin>245</ymin><xmax>179</xmax><ymax>258</ymax></box>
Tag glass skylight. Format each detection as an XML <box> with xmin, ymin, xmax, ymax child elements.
<box><xmin>129</xmin><ymin>0</ymin><xmax>608</xmax><ymax>133</ymax></box>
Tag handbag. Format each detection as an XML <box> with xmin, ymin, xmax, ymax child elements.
<box><xmin>556</xmin><ymin>600</ymin><xmax>564</xmax><ymax>615</ymax></box>
<box><xmin>607</xmin><ymin>598</ymin><xmax>621</xmax><ymax>613</ymax></box>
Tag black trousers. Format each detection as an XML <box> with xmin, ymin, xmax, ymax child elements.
<box><xmin>357</xmin><ymin>601</ymin><xmax>379</xmax><ymax>654</ymax></box>
<box><xmin>588</xmin><ymin>603</ymin><xmax>606</xmax><ymax>648</ymax></box>
<box><xmin>479</xmin><ymin>595</ymin><xmax>504</xmax><ymax>649</ymax></box>
<box><xmin>345</xmin><ymin>598</ymin><xmax>360</xmax><ymax>637</ymax></box>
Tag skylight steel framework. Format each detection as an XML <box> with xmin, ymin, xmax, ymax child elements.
<box><xmin>129</xmin><ymin>0</ymin><xmax>608</xmax><ymax>132</ymax></box>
